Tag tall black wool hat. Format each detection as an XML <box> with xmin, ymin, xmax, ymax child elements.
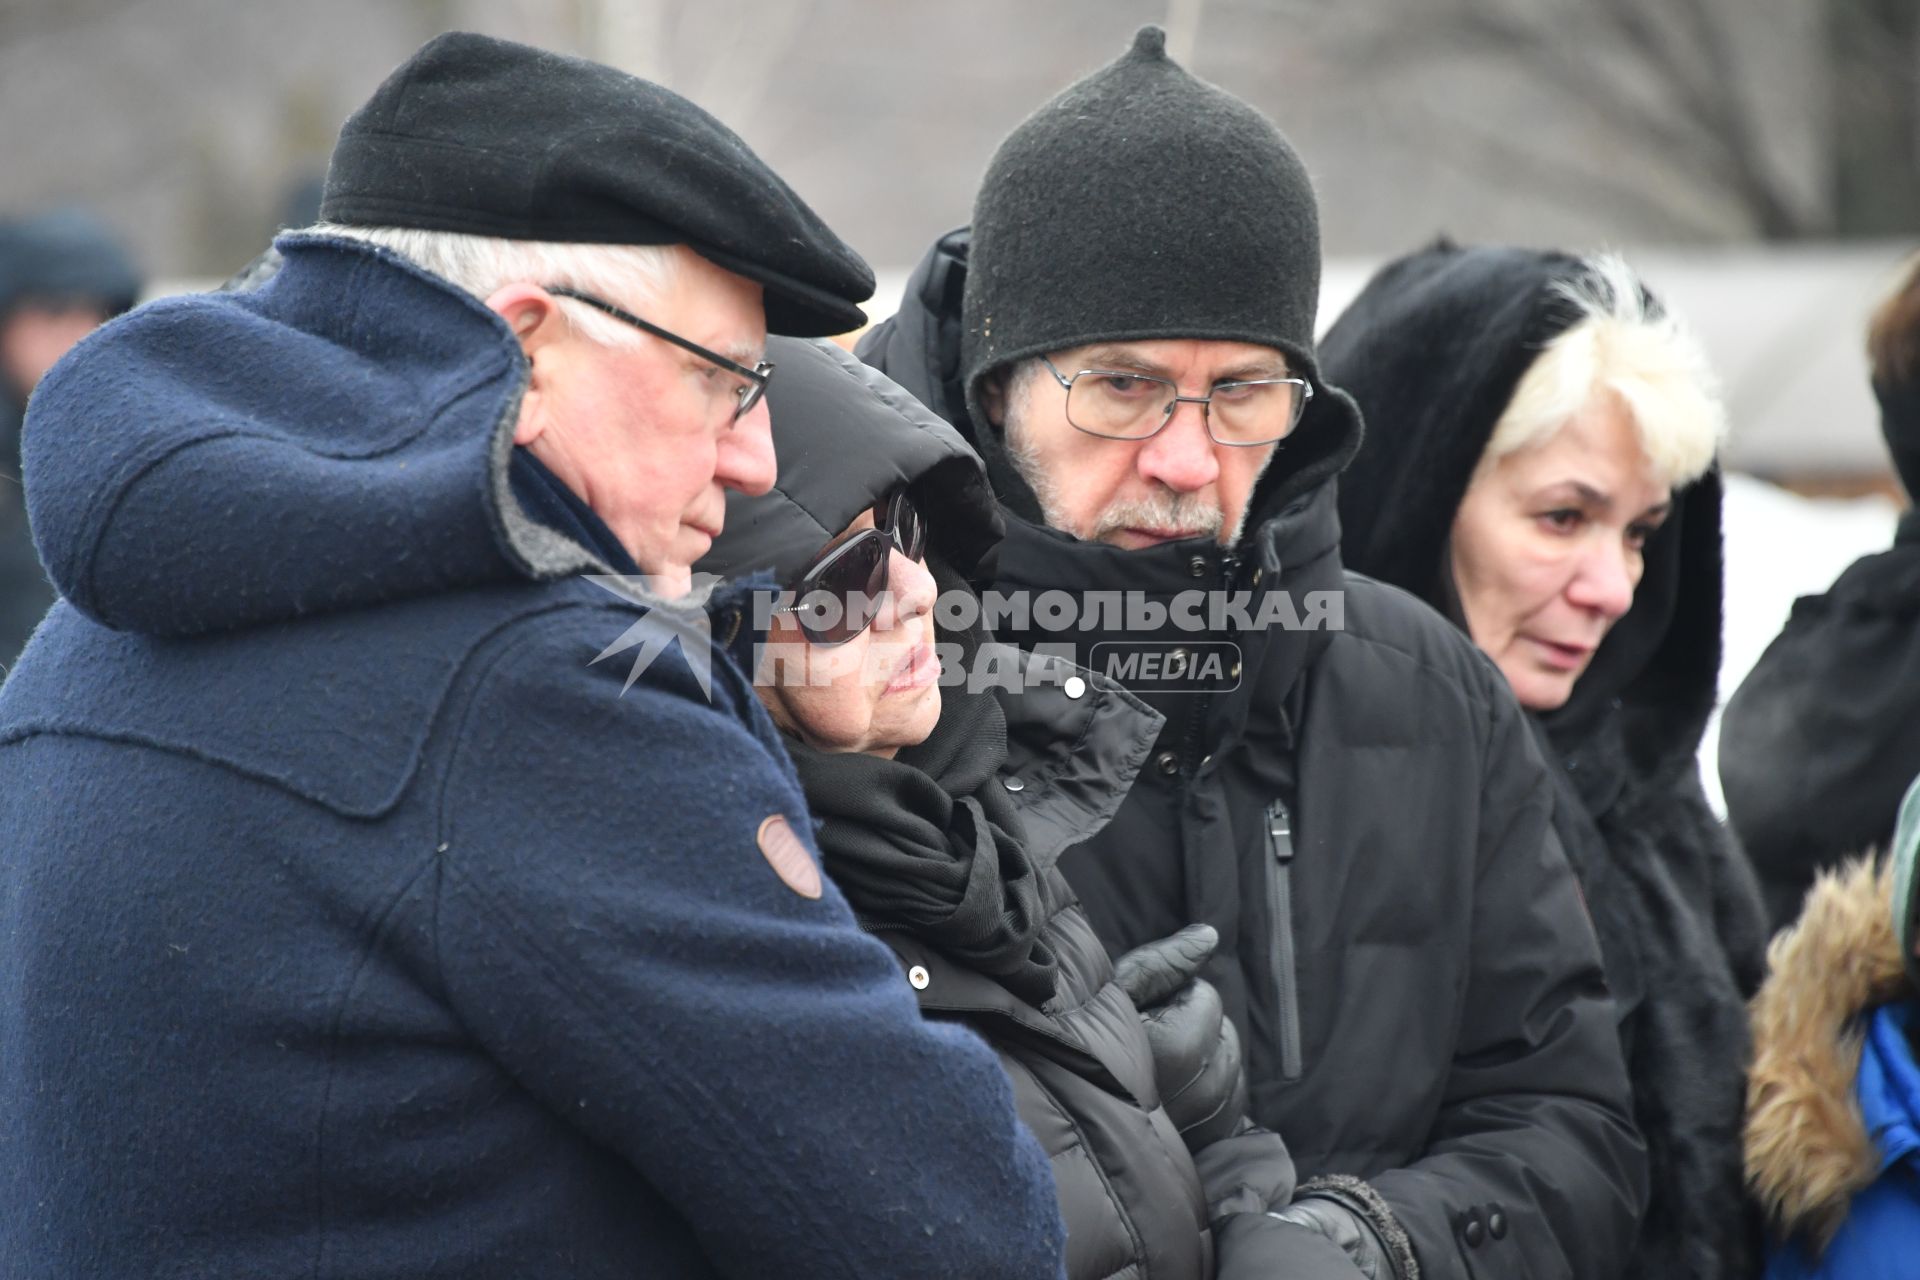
<box><xmin>320</xmin><ymin>31</ymin><xmax>874</xmax><ymax>337</ymax></box>
<box><xmin>961</xmin><ymin>25</ymin><xmax>1323</xmax><ymax>427</ymax></box>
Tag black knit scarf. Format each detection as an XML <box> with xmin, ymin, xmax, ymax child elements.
<box><xmin>781</xmin><ymin>603</ymin><xmax>1059</xmax><ymax>1006</ymax></box>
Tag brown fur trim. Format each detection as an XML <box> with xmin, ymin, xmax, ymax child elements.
<box><xmin>1744</xmin><ymin>856</ymin><xmax>1910</xmax><ymax>1249</ymax></box>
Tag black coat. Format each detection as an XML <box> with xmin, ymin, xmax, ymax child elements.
<box><xmin>0</xmin><ymin>394</ymin><xmax>52</xmax><ymax>677</ymax></box>
<box><xmin>699</xmin><ymin>337</ymin><xmax>1306</xmax><ymax>1280</ymax></box>
<box><xmin>860</xmin><ymin>229</ymin><xmax>1646</xmax><ymax>1280</ymax></box>
<box><xmin>1721</xmin><ymin>509</ymin><xmax>1920</xmax><ymax>929</ymax></box>
<box><xmin>1321</xmin><ymin>240</ymin><xmax>1770</xmax><ymax>1280</ymax></box>
<box><xmin>881</xmin><ymin>664</ymin><xmax>1265</xmax><ymax>1280</ymax></box>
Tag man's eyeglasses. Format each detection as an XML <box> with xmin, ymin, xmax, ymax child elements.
<box><xmin>546</xmin><ymin>286</ymin><xmax>774</xmax><ymax>420</ymax></box>
<box><xmin>780</xmin><ymin>487</ymin><xmax>928</xmax><ymax>646</ymax></box>
<box><xmin>1038</xmin><ymin>354</ymin><xmax>1312</xmax><ymax>446</ymax></box>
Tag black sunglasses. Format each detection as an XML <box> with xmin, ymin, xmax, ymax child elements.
<box><xmin>544</xmin><ymin>286</ymin><xmax>774</xmax><ymax>420</ymax></box>
<box><xmin>782</xmin><ymin>488</ymin><xmax>928</xmax><ymax>646</ymax></box>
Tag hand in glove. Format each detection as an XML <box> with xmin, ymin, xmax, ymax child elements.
<box><xmin>1111</xmin><ymin>923</ymin><xmax>1248</xmax><ymax>1151</ymax></box>
<box><xmin>1211</xmin><ymin>1211</ymin><xmax>1369</xmax><ymax>1280</ymax></box>
<box><xmin>1268</xmin><ymin>1178</ymin><xmax>1419</xmax><ymax>1280</ymax></box>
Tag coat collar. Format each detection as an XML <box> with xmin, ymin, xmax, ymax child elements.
<box><xmin>995</xmin><ymin>647</ymin><xmax>1166</xmax><ymax>873</ymax></box>
<box><xmin>985</xmin><ymin>483</ymin><xmax>1346</xmax><ymax>756</ymax></box>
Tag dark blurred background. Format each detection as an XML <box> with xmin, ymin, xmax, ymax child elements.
<box><xmin>5</xmin><ymin>0</ymin><xmax>1913</xmax><ymax>276</ymax></box>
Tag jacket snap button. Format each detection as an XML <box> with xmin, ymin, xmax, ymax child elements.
<box><xmin>1463</xmin><ymin>1218</ymin><xmax>1485</xmax><ymax>1248</ymax></box>
<box><xmin>1063</xmin><ymin>675</ymin><xmax>1087</xmax><ymax>699</ymax></box>
<box><xmin>1188</xmin><ymin>555</ymin><xmax>1207</xmax><ymax>578</ymax></box>
<box><xmin>1488</xmin><ymin>1211</ymin><xmax>1507</xmax><ymax>1239</ymax></box>
<box><xmin>908</xmin><ymin>965</ymin><xmax>930</xmax><ymax>990</ymax></box>
<box><xmin>1001</xmin><ymin>776</ymin><xmax>1025</xmax><ymax>793</ymax></box>
<box><xmin>1251</xmin><ymin>568</ymin><xmax>1263</xmax><ymax>586</ymax></box>
<box><xmin>1229</xmin><ymin>659</ymin><xmax>1242</xmax><ymax>680</ymax></box>
<box><xmin>1155</xmin><ymin>751</ymin><xmax>1180</xmax><ymax>775</ymax></box>
<box><xmin>1198</xmin><ymin>754</ymin><xmax>1213</xmax><ymax>770</ymax></box>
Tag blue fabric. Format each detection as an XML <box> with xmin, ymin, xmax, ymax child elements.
<box><xmin>1764</xmin><ymin>1002</ymin><xmax>1920</xmax><ymax>1279</ymax></box>
<box><xmin>23</xmin><ymin>235</ymin><xmax>549</xmax><ymax>637</ymax></box>
<box><xmin>0</xmin><ymin>237</ymin><xmax>1064</xmax><ymax>1279</ymax></box>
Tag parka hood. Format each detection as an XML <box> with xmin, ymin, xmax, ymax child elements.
<box><xmin>1323</xmin><ymin>240</ymin><xmax>1725</xmax><ymax>784</ymax></box>
<box><xmin>697</xmin><ymin>336</ymin><xmax>1001</xmax><ymax>587</ymax></box>
<box><xmin>22</xmin><ymin>235</ymin><xmax>607</xmax><ymax>639</ymax></box>
<box><xmin>1746</xmin><ymin>856</ymin><xmax>1914</xmax><ymax>1249</ymax></box>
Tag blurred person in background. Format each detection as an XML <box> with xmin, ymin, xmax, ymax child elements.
<box><xmin>700</xmin><ymin>335</ymin><xmax>1313</xmax><ymax>1280</ymax></box>
<box><xmin>861</xmin><ymin>26</ymin><xmax>1645</xmax><ymax>1280</ymax></box>
<box><xmin>1722</xmin><ymin>251</ymin><xmax>1920</xmax><ymax>930</ymax></box>
<box><xmin>0</xmin><ymin>208</ymin><xmax>140</xmax><ymax>676</ymax></box>
<box><xmin>1745</xmin><ymin>776</ymin><xmax>1920</xmax><ymax>1277</ymax></box>
<box><xmin>0</xmin><ymin>33</ymin><xmax>1066</xmax><ymax>1279</ymax></box>
<box><xmin>1321</xmin><ymin>241</ymin><xmax>1770</xmax><ymax>1280</ymax></box>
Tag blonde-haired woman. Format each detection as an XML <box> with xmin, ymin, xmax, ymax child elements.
<box><xmin>1322</xmin><ymin>241</ymin><xmax>1769</xmax><ymax>1280</ymax></box>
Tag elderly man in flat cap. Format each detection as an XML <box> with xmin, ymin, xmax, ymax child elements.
<box><xmin>0</xmin><ymin>33</ymin><xmax>1062</xmax><ymax>1280</ymax></box>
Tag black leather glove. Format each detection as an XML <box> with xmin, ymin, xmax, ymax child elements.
<box><xmin>1111</xmin><ymin>923</ymin><xmax>1249</xmax><ymax>1151</ymax></box>
<box><xmin>1269</xmin><ymin>1178</ymin><xmax>1420</xmax><ymax>1280</ymax></box>
<box><xmin>1211</xmin><ymin>1211</ymin><xmax>1368</xmax><ymax>1280</ymax></box>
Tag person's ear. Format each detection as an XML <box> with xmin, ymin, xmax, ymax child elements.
<box><xmin>485</xmin><ymin>284</ymin><xmax>568</xmax><ymax>447</ymax></box>
<box><xmin>979</xmin><ymin>369</ymin><xmax>1009</xmax><ymax>430</ymax></box>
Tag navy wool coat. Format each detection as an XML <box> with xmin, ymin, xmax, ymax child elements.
<box><xmin>0</xmin><ymin>236</ymin><xmax>1065</xmax><ymax>1279</ymax></box>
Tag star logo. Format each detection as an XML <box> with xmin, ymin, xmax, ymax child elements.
<box><xmin>584</xmin><ymin>574</ymin><xmax>719</xmax><ymax>701</ymax></box>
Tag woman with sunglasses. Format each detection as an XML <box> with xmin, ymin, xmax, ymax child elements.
<box><xmin>698</xmin><ymin>338</ymin><xmax>1349</xmax><ymax>1280</ymax></box>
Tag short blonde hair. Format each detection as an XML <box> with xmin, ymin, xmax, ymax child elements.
<box><xmin>1482</xmin><ymin>254</ymin><xmax>1724</xmax><ymax>489</ymax></box>
<box><xmin>308</xmin><ymin>223</ymin><xmax>683</xmax><ymax>352</ymax></box>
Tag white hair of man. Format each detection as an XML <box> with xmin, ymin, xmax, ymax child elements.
<box><xmin>311</xmin><ymin>223</ymin><xmax>683</xmax><ymax>351</ymax></box>
<box><xmin>1482</xmin><ymin>253</ymin><xmax>1725</xmax><ymax>490</ymax></box>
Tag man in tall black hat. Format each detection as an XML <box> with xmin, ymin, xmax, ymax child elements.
<box><xmin>861</xmin><ymin>26</ymin><xmax>1644</xmax><ymax>1280</ymax></box>
<box><xmin>0</xmin><ymin>33</ymin><xmax>1064</xmax><ymax>1278</ymax></box>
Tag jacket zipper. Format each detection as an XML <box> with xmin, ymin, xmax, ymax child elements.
<box><xmin>1265</xmin><ymin>798</ymin><xmax>1303</xmax><ymax>1081</ymax></box>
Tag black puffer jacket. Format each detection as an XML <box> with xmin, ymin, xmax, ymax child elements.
<box><xmin>1322</xmin><ymin>240</ymin><xmax>1770</xmax><ymax>1280</ymax></box>
<box><xmin>884</xmin><ymin>659</ymin><xmax>1217</xmax><ymax>1280</ymax></box>
<box><xmin>699</xmin><ymin>338</ymin><xmax>1309</xmax><ymax>1280</ymax></box>
<box><xmin>860</xmin><ymin>230</ymin><xmax>1645</xmax><ymax>1280</ymax></box>
<box><xmin>1721</xmin><ymin>510</ymin><xmax>1920</xmax><ymax>929</ymax></box>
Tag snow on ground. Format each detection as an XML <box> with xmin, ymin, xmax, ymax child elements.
<box><xmin>1705</xmin><ymin>473</ymin><xmax>1901</xmax><ymax>813</ymax></box>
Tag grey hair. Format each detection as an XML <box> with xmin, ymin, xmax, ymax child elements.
<box><xmin>1483</xmin><ymin>253</ymin><xmax>1724</xmax><ymax>489</ymax></box>
<box><xmin>308</xmin><ymin>223</ymin><xmax>683</xmax><ymax>350</ymax></box>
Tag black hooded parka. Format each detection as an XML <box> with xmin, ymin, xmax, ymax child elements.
<box><xmin>697</xmin><ymin>338</ymin><xmax>1316</xmax><ymax>1280</ymax></box>
<box><xmin>1320</xmin><ymin>241</ymin><xmax>1770</xmax><ymax>1280</ymax></box>
<box><xmin>1720</xmin><ymin>508</ymin><xmax>1920</xmax><ymax>930</ymax></box>
<box><xmin>858</xmin><ymin>230</ymin><xmax>1646</xmax><ymax>1280</ymax></box>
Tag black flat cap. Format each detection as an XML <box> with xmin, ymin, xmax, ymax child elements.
<box><xmin>320</xmin><ymin>32</ymin><xmax>873</xmax><ymax>337</ymax></box>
